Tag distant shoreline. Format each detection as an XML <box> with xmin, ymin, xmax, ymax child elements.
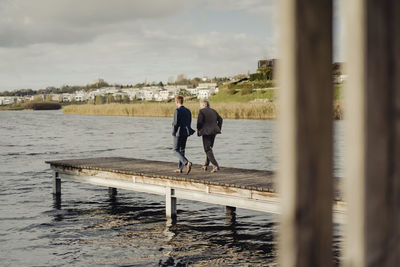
<box><xmin>1</xmin><ymin>101</ymin><xmax>343</xmax><ymax>120</ymax></box>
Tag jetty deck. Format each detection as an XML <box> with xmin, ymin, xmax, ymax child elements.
<box><xmin>46</xmin><ymin>157</ymin><xmax>345</xmax><ymax>222</ymax></box>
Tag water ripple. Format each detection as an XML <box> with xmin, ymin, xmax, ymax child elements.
<box><xmin>0</xmin><ymin>110</ymin><xmax>344</xmax><ymax>266</ymax></box>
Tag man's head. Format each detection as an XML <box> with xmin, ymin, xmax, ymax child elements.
<box><xmin>200</xmin><ymin>98</ymin><xmax>210</xmax><ymax>108</ymax></box>
<box><xmin>175</xmin><ymin>95</ymin><xmax>184</xmax><ymax>107</ymax></box>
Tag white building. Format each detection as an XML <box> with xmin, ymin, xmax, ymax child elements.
<box><xmin>155</xmin><ymin>90</ymin><xmax>172</xmax><ymax>101</ymax></box>
<box><xmin>199</xmin><ymin>83</ymin><xmax>217</xmax><ymax>89</ymax></box>
<box><xmin>140</xmin><ymin>86</ymin><xmax>162</xmax><ymax>101</ymax></box>
<box><xmin>164</xmin><ymin>85</ymin><xmax>188</xmax><ymax>96</ymax></box>
<box><xmin>24</xmin><ymin>95</ymin><xmax>34</xmax><ymax>101</ymax></box>
<box><xmin>143</xmin><ymin>90</ymin><xmax>155</xmax><ymax>101</ymax></box>
<box><xmin>51</xmin><ymin>94</ymin><xmax>62</xmax><ymax>102</ymax></box>
<box><xmin>74</xmin><ymin>90</ymin><xmax>89</xmax><ymax>102</ymax></box>
<box><xmin>62</xmin><ymin>94</ymin><xmax>74</xmax><ymax>102</ymax></box>
<box><xmin>0</xmin><ymin>97</ymin><xmax>16</xmax><ymax>105</ymax></box>
<box><xmin>198</xmin><ymin>89</ymin><xmax>211</xmax><ymax>99</ymax></box>
<box><xmin>101</xmin><ymin>87</ymin><xmax>119</xmax><ymax>94</ymax></box>
<box><xmin>187</xmin><ymin>88</ymin><xmax>199</xmax><ymax>96</ymax></box>
<box><xmin>88</xmin><ymin>89</ymin><xmax>102</xmax><ymax>100</ymax></box>
<box><xmin>196</xmin><ymin>82</ymin><xmax>217</xmax><ymax>99</ymax></box>
<box><xmin>121</xmin><ymin>89</ymin><xmax>139</xmax><ymax>100</ymax></box>
<box><xmin>134</xmin><ymin>90</ymin><xmax>145</xmax><ymax>100</ymax></box>
<box><xmin>111</xmin><ymin>92</ymin><xmax>128</xmax><ymax>101</ymax></box>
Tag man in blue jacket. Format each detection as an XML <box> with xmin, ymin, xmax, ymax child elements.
<box><xmin>172</xmin><ymin>95</ymin><xmax>195</xmax><ymax>174</ymax></box>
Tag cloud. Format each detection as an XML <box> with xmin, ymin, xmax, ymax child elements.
<box><xmin>0</xmin><ymin>0</ymin><xmax>278</xmax><ymax>90</ymax></box>
<box><xmin>0</xmin><ymin>21</ymin><xmax>276</xmax><ymax>90</ymax></box>
<box><xmin>0</xmin><ymin>0</ymin><xmax>183</xmax><ymax>47</ymax></box>
<box><xmin>202</xmin><ymin>0</ymin><xmax>276</xmax><ymax>16</ymax></box>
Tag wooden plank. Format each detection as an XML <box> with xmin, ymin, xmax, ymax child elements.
<box><xmin>47</xmin><ymin>157</ymin><xmax>346</xmax><ymax>199</ymax></box>
<box><xmin>46</xmin><ymin>157</ymin><xmax>275</xmax><ymax>192</ymax></box>
<box><xmin>344</xmin><ymin>0</ymin><xmax>400</xmax><ymax>266</ymax></box>
<box><xmin>278</xmin><ymin>0</ymin><xmax>333</xmax><ymax>266</ymax></box>
<box><xmin>50</xmin><ymin>163</ymin><xmax>345</xmax><ymax>209</ymax></box>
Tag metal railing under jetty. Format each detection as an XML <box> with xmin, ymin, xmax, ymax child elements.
<box><xmin>46</xmin><ymin>157</ymin><xmax>346</xmax><ymax>223</ymax></box>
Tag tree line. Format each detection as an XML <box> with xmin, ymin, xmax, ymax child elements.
<box><xmin>0</xmin><ymin>76</ymin><xmax>232</xmax><ymax>97</ymax></box>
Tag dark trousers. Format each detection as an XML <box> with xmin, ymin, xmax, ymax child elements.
<box><xmin>173</xmin><ymin>136</ymin><xmax>188</xmax><ymax>170</ymax></box>
<box><xmin>202</xmin><ymin>135</ymin><xmax>218</xmax><ymax>167</ymax></box>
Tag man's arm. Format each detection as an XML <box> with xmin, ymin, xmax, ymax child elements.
<box><xmin>216</xmin><ymin>112</ymin><xmax>223</xmax><ymax>130</ymax></box>
<box><xmin>197</xmin><ymin>110</ymin><xmax>204</xmax><ymax>131</ymax></box>
<box><xmin>172</xmin><ymin>109</ymin><xmax>179</xmax><ymax>136</ymax></box>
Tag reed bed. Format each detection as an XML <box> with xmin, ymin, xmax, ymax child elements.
<box><xmin>63</xmin><ymin>101</ymin><xmax>343</xmax><ymax>120</ymax></box>
<box><xmin>62</xmin><ymin>102</ymin><xmax>278</xmax><ymax>120</ymax></box>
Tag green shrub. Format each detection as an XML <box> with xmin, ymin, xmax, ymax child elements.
<box><xmin>227</xmin><ymin>88</ymin><xmax>237</xmax><ymax>95</ymax></box>
<box><xmin>240</xmin><ymin>87</ymin><xmax>253</xmax><ymax>95</ymax></box>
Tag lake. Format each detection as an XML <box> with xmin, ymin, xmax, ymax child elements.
<box><xmin>0</xmin><ymin>110</ymin><xmax>343</xmax><ymax>266</ymax></box>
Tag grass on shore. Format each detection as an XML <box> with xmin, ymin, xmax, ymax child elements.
<box><xmin>209</xmin><ymin>89</ymin><xmax>276</xmax><ymax>103</ymax></box>
<box><xmin>63</xmin><ymin>102</ymin><xmax>278</xmax><ymax>120</ymax></box>
<box><xmin>63</xmin><ymin>99</ymin><xmax>344</xmax><ymax>120</ymax></box>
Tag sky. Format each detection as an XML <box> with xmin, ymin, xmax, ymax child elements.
<box><xmin>0</xmin><ymin>0</ymin><xmax>343</xmax><ymax>91</ymax></box>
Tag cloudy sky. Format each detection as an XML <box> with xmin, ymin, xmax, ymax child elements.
<box><xmin>0</xmin><ymin>0</ymin><xmax>343</xmax><ymax>91</ymax></box>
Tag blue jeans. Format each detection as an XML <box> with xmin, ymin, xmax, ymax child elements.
<box><xmin>173</xmin><ymin>136</ymin><xmax>188</xmax><ymax>170</ymax></box>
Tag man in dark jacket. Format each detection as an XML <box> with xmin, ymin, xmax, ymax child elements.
<box><xmin>196</xmin><ymin>99</ymin><xmax>223</xmax><ymax>173</ymax></box>
<box><xmin>172</xmin><ymin>96</ymin><xmax>195</xmax><ymax>174</ymax></box>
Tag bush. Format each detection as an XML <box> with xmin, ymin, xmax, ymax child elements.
<box><xmin>240</xmin><ymin>87</ymin><xmax>253</xmax><ymax>95</ymax></box>
<box><xmin>23</xmin><ymin>102</ymin><xmax>61</xmax><ymax>110</ymax></box>
<box><xmin>227</xmin><ymin>88</ymin><xmax>237</xmax><ymax>95</ymax></box>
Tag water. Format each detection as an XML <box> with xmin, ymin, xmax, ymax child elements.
<box><xmin>0</xmin><ymin>110</ymin><xmax>343</xmax><ymax>266</ymax></box>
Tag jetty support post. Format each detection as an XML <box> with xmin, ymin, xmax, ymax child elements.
<box><xmin>165</xmin><ymin>187</ymin><xmax>177</xmax><ymax>221</ymax></box>
<box><xmin>53</xmin><ymin>171</ymin><xmax>61</xmax><ymax>195</ymax></box>
<box><xmin>108</xmin><ymin>187</ymin><xmax>117</xmax><ymax>197</ymax></box>
<box><xmin>226</xmin><ymin>206</ymin><xmax>236</xmax><ymax>216</ymax></box>
<box><xmin>225</xmin><ymin>206</ymin><xmax>236</xmax><ymax>225</ymax></box>
<box><xmin>344</xmin><ymin>0</ymin><xmax>400</xmax><ymax>266</ymax></box>
<box><xmin>278</xmin><ymin>0</ymin><xmax>333</xmax><ymax>266</ymax></box>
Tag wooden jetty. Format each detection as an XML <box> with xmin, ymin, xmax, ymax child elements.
<box><xmin>46</xmin><ymin>157</ymin><xmax>346</xmax><ymax>223</ymax></box>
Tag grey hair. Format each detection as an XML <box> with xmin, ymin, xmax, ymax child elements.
<box><xmin>200</xmin><ymin>98</ymin><xmax>210</xmax><ymax>107</ymax></box>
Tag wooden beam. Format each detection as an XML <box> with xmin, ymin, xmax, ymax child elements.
<box><xmin>344</xmin><ymin>0</ymin><xmax>400</xmax><ymax>266</ymax></box>
<box><xmin>278</xmin><ymin>0</ymin><xmax>333</xmax><ymax>266</ymax></box>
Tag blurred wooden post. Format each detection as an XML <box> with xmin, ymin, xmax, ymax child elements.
<box><xmin>344</xmin><ymin>0</ymin><xmax>400</xmax><ymax>266</ymax></box>
<box><xmin>278</xmin><ymin>0</ymin><xmax>333</xmax><ymax>266</ymax></box>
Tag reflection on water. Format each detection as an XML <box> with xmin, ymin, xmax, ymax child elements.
<box><xmin>0</xmin><ymin>110</ymin><xmax>343</xmax><ymax>266</ymax></box>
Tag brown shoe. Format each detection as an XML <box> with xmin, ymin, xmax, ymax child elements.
<box><xmin>201</xmin><ymin>165</ymin><xmax>208</xmax><ymax>171</ymax></box>
<box><xmin>185</xmin><ymin>162</ymin><xmax>192</xmax><ymax>175</ymax></box>
<box><xmin>173</xmin><ymin>169</ymin><xmax>182</xmax><ymax>173</ymax></box>
<box><xmin>210</xmin><ymin>166</ymin><xmax>220</xmax><ymax>173</ymax></box>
